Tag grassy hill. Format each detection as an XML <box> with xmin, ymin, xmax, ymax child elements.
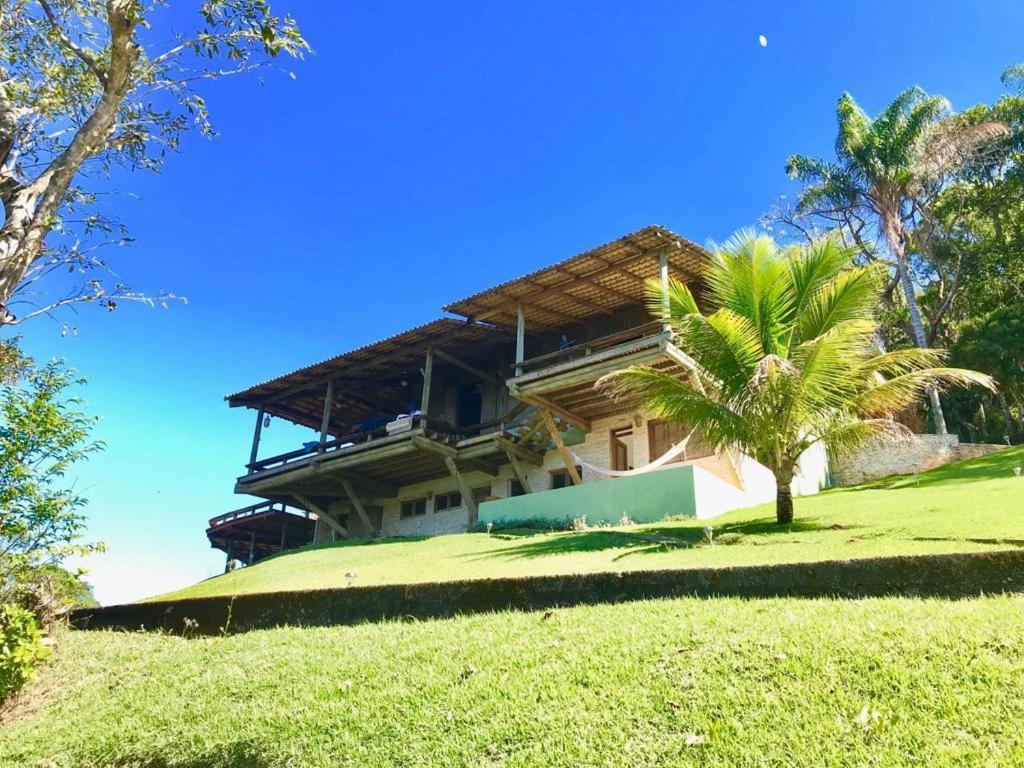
<box><xmin>4</xmin><ymin>595</ymin><xmax>1024</xmax><ymax>766</ymax></box>
<box><xmin>3</xmin><ymin>447</ymin><xmax>1024</xmax><ymax>766</ymax></box>
<box><xmin>152</xmin><ymin>445</ymin><xmax>1024</xmax><ymax>602</ymax></box>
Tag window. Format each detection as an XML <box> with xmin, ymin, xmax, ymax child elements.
<box><xmin>400</xmin><ymin>498</ymin><xmax>427</xmax><ymax>518</ymax></box>
<box><xmin>472</xmin><ymin>485</ymin><xmax>493</xmax><ymax>504</ymax></box>
<box><xmin>509</xmin><ymin>479</ymin><xmax>526</xmax><ymax>497</ymax></box>
<box><xmin>434</xmin><ymin>491</ymin><xmax>462</xmax><ymax>512</ymax></box>
<box><xmin>648</xmin><ymin>420</ymin><xmax>713</xmax><ymax>463</ymax></box>
<box><xmin>610</xmin><ymin>426</ymin><xmax>634</xmax><ymax>472</ymax></box>
<box><xmin>550</xmin><ymin>467</ymin><xmax>582</xmax><ymax>489</ymax></box>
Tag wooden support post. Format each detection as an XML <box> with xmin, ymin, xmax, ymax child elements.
<box><xmin>224</xmin><ymin>549</ymin><xmax>232</xmax><ymax>573</ymax></box>
<box><xmin>540</xmin><ymin>409</ymin><xmax>582</xmax><ymax>486</ymax></box>
<box><xmin>318</xmin><ymin>379</ymin><xmax>334</xmax><ymax>451</ymax></box>
<box><xmin>659</xmin><ymin>248</ymin><xmax>670</xmax><ymax>333</ymax></box>
<box><xmin>248</xmin><ymin>408</ymin><xmax>265</xmax><ymax>474</ymax></box>
<box><xmin>279</xmin><ymin>523</ymin><xmax>287</xmax><ymax>552</ymax></box>
<box><xmin>503</xmin><ymin>449</ymin><xmax>533</xmax><ymax>493</ymax></box>
<box><xmin>515</xmin><ymin>303</ymin><xmax>525</xmax><ymax>377</ymax></box>
<box><xmin>340</xmin><ymin>477</ymin><xmax>375</xmax><ymax>535</ymax></box>
<box><xmin>248</xmin><ymin>532</ymin><xmax>255</xmax><ymax>565</ymax></box>
<box><xmin>295</xmin><ymin>494</ymin><xmax>348</xmax><ymax>538</ymax></box>
<box><xmin>432</xmin><ymin>348</ymin><xmax>503</xmax><ymax>385</ymax></box>
<box><xmin>444</xmin><ymin>455</ymin><xmax>479</xmax><ymax>529</ymax></box>
<box><xmin>421</xmin><ymin>346</ymin><xmax>434</xmax><ymax>415</ymax></box>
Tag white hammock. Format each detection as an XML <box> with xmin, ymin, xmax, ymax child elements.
<box><xmin>571</xmin><ymin>430</ymin><xmax>695</xmax><ymax>478</ymax></box>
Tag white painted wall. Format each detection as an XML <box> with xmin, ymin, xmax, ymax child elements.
<box><xmin>365</xmin><ymin>409</ymin><xmax>832</xmax><ymax>536</ymax></box>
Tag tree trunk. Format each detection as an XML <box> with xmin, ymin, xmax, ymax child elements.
<box><xmin>878</xmin><ymin>201</ymin><xmax>948</xmax><ymax>435</ymax></box>
<box><xmin>775</xmin><ymin>471</ymin><xmax>794</xmax><ymax>525</ymax></box>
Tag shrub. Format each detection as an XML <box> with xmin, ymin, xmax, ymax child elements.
<box><xmin>570</xmin><ymin>515</ymin><xmax>589</xmax><ymax>532</ymax></box>
<box><xmin>1</xmin><ymin>603</ymin><xmax>51</xmax><ymax>702</ymax></box>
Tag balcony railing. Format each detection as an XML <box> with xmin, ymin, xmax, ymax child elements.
<box><xmin>516</xmin><ymin>320</ymin><xmax>666</xmax><ymax>375</ymax></box>
<box><xmin>208</xmin><ymin>501</ymin><xmax>310</xmax><ymax>529</ymax></box>
<box><xmin>244</xmin><ymin>414</ymin><xmax>463</xmax><ymax>476</ymax></box>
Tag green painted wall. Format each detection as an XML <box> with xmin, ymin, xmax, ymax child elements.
<box><xmin>479</xmin><ymin>465</ymin><xmax>697</xmax><ymax>527</ymax></box>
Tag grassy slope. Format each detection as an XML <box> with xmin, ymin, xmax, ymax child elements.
<box><xmin>4</xmin><ymin>595</ymin><xmax>1024</xmax><ymax>767</ymax></box>
<box><xmin>154</xmin><ymin>445</ymin><xmax>1024</xmax><ymax>601</ymax></box>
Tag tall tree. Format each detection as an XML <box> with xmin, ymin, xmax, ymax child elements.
<box><xmin>785</xmin><ymin>88</ymin><xmax>1008</xmax><ymax>433</ymax></box>
<box><xmin>600</xmin><ymin>232</ymin><xmax>993</xmax><ymax>524</ymax></box>
<box><xmin>0</xmin><ymin>1</ymin><xmax>308</xmax><ymax>327</ymax></box>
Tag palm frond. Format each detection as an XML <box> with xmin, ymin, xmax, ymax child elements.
<box><xmin>791</xmin><ymin>263</ymin><xmax>883</xmax><ymax>345</ymax></box>
<box><xmin>855</xmin><ymin>347</ymin><xmax>944</xmax><ymax>378</ymax></box>
<box><xmin>853</xmin><ymin>367</ymin><xmax>996</xmax><ymax>417</ymax></box>
<box><xmin>596</xmin><ymin>365</ymin><xmax>747</xmax><ymax>449</ymax></box>
<box><xmin>643</xmin><ymin>277</ymin><xmax>698</xmax><ymax>325</ymax></box>
<box><xmin>818</xmin><ymin>419</ymin><xmax>914</xmax><ymax>459</ymax></box>
<box><xmin>1001</xmin><ymin>63</ymin><xmax>1024</xmax><ymax>92</ymax></box>
<box><xmin>916</xmin><ymin>119</ymin><xmax>1011</xmax><ymax>185</ymax></box>
<box><xmin>835</xmin><ymin>92</ymin><xmax>871</xmax><ymax>163</ymax></box>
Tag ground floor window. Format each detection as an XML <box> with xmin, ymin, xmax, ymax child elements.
<box><xmin>434</xmin><ymin>491</ymin><xmax>462</xmax><ymax>512</ymax></box>
<box><xmin>550</xmin><ymin>466</ymin><xmax>582</xmax><ymax>489</ymax></box>
<box><xmin>472</xmin><ymin>485</ymin><xmax>493</xmax><ymax>504</ymax></box>
<box><xmin>610</xmin><ymin>426</ymin><xmax>635</xmax><ymax>472</ymax></box>
<box><xmin>400</xmin><ymin>498</ymin><xmax>427</xmax><ymax>518</ymax></box>
<box><xmin>509</xmin><ymin>479</ymin><xmax>526</xmax><ymax>497</ymax></box>
<box><xmin>648</xmin><ymin>419</ymin><xmax>713</xmax><ymax>462</ymax></box>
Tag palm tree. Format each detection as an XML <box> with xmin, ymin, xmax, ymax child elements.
<box><xmin>786</xmin><ymin>88</ymin><xmax>1007</xmax><ymax>434</ymax></box>
<box><xmin>599</xmin><ymin>232</ymin><xmax>994</xmax><ymax>525</ymax></box>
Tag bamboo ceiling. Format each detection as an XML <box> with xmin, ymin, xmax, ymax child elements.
<box><xmin>442</xmin><ymin>225</ymin><xmax>709</xmax><ymax>330</ymax></box>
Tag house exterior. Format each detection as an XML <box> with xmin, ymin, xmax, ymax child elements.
<box><xmin>206</xmin><ymin>226</ymin><xmax>829</xmax><ymax>565</ymax></box>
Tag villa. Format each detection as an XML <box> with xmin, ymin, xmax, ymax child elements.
<box><xmin>207</xmin><ymin>226</ymin><xmax>829</xmax><ymax>566</ymax></box>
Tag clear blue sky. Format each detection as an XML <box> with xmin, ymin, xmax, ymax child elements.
<box><xmin>18</xmin><ymin>1</ymin><xmax>1022</xmax><ymax>604</ymax></box>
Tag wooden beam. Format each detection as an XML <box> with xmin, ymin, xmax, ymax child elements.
<box><xmin>539</xmin><ymin>409</ymin><xmax>582</xmax><ymax>486</ymax></box>
<box><xmin>432</xmin><ymin>348</ymin><xmax>503</xmax><ymax>386</ymax></box>
<box><xmin>502</xmin><ymin>448</ymin><xmax>533</xmax><ymax>493</ymax></box>
<box><xmin>443</xmin><ymin>455</ymin><xmax>479</xmax><ymax>529</ymax></box>
<box><xmin>517</xmin><ymin>394</ymin><xmax>591</xmax><ymax>433</ymax></box>
<box><xmin>472</xmin><ymin>242</ymin><xmax>683</xmax><ymax>323</ymax></box>
<box><xmin>421</xmin><ymin>345</ymin><xmax>434</xmax><ymax>415</ymax></box>
<box><xmin>248</xmin><ymin>408</ymin><xmax>264</xmax><ymax>474</ymax></box>
<box><xmin>340</xmin><ymin>477</ymin><xmax>375</xmax><ymax>535</ymax></box>
<box><xmin>459</xmin><ymin>457</ymin><xmax>501</xmax><ymax>476</ymax></box>
<box><xmin>659</xmin><ymin>248</ymin><xmax>670</xmax><ymax>333</ymax></box>
<box><xmin>662</xmin><ymin>342</ymin><xmax>707</xmax><ymax>394</ymax></box>
<box><xmin>411</xmin><ymin>435</ymin><xmax>457</xmax><ymax>458</ymax></box>
<box><xmin>515</xmin><ymin>303</ymin><xmax>526</xmax><ymax>377</ymax></box>
<box><xmin>319</xmin><ymin>379</ymin><xmax>334</xmax><ymax>450</ymax></box>
<box><xmin>494</xmin><ymin>435</ymin><xmax>544</xmax><ymax>466</ymax></box>
<box><xmin>334</xmin><ymin>472</ymin><xmax>397</xmax><ymax>499</ymax></box>
<box><xmin>294</xmin><ymin>494</ymin><xmax>348</xmax><ymax>538</ymax></box>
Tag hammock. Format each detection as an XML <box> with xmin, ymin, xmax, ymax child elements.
<box><xmin>571</xmin><ymin>429</ymin><xmax>695</xmax><ymax>478</ymax></box>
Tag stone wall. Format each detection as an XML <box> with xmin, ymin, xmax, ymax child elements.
<box><xmin>832</xmin><ymin>435</ymin><xmax>1005</xmax><ymax>486</ymax></box>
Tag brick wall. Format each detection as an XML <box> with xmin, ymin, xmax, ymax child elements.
<box><xmin>832</xmin><ymin>435</ymin><xmax>1005</xmax><ymax>486</ymax></box>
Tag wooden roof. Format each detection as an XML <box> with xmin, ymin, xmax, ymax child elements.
<box><xmin>226</xmin><ymin>319</ymin><xmax>510</xmax><ymax>432</ymax></box>
<box><xmin>442</xmin><ymin>225</ymin><xmax>709</xmax><ymax>330</ymax></box>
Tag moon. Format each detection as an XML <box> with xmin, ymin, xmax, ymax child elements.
<box><xmin>758</xmin><ymin>34</ymin><xmax>768</xmax><ymax>47</ymax></box>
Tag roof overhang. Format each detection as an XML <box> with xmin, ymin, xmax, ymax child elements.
<box><xmin>442</xmin><ymin>225</ymin><xmax>709</xmax><ymax>331</ymax></box>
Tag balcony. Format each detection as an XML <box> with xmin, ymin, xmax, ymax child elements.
<box><xmin>206</xmin><ymin>501</ymin><xmax>316</xmax><ymax>565</ymax></box>
<box><xmin>507</xmin><ymin>321</ymin><xmax>696</xmax><ymax>430</ymax></box>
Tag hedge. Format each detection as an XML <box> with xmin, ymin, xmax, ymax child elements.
<box><xmin>70</xmin><ymin>549</ymin><xmax>1024</xmax><ymax>636</ymax></box>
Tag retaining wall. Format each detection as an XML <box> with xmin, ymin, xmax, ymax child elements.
<box><xmin>832</xmin><ymin>435</ymin><xmax>1006</xmax><ymax>486</ymax></box>
<box><xmin>70</xmin><ymin>549</ymin><xmax>1024</xmax><ymax>636</ymax></box>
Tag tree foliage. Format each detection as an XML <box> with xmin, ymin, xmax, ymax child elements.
<box><xmin>0</xmin><ymin>358</ymin><xmax>102</xmax><ymax>599</ymax></box>
<box><xmin>779</xmin><ymin>86</ymin><xmax>1009</xmax><ymax>434</ymax></box>
<box><xmin>599</xmin><ymin>232</ymin><xmax>994</xmax><ymax>524</ymax></box>
<box><xmin>0</xmin><ymin>0</ymin><xmax>308</xmax><ymax>328</ymax></box>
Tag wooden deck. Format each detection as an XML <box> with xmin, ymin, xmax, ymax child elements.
<box><xmin>206</xmin><ymin>502</ymin><xmax>316</xmax><ymax>565</ymax></box>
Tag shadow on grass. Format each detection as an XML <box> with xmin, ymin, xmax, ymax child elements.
<box><xmin>108</xmin><ymin>740</ymin><xmax>272</xmax><ymax>768</ymax></box>
<box><xmin>471</xmin><ymin>519</ymin><xmax>852</xmax><ymax>562</ymax></box>
<box><xmin>861</xmin><ymin>444</ymin><xmax>1023</xmax><ymax>490</ymax></box>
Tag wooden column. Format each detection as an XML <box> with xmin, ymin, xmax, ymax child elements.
<box><xmin>295</xmin><ymin>494</ymin><xmax>348</xmax><ymax>538</ymax></box>
<box><xmin>248</xmin><ymin>407</ymin><xmax>265</xmax><ymax>474</ymax></box>
<box><xmin>444</xmin><ymin>456</ymin><xmax>479</xmax><ymax>529</ymax></box>
<box><xmin>318</xmin><ymin>379</ymin><xmax>334</xmax><ymax>451</ymax></box>
<box><xmin>659</xmin><ymin>248</ymin><xmax>670</xmax><ymax>332</ymax></box>
<box><xmin>340</xmin><ymin>477</ymin><xmax>375</xmax><ymax>535</ymax></box>
<box><xmin>248</xmin><ymin>532</ymin><xmax>255</xmax><ymax>565</ymax></box>
<box><xmin>540</xmin><ymin>409</ymin><xmax>582</xmax><ymax>486</ymax></box>
<box><xmin>515</xmin><ymin>303</ymin><xmax>526</xmax><ymax>376</ymax></box>
<box><xmin>279</xmin><ymin>523</ymin><xmax>287</xmax><ymax>552</ymax></box>
<box><xmin>421</xmin><ymin>346</ymin><xmax>434</xmax><ymax>416</ymax></box>
<box><xmin>503</xmin><ymin>448</ymin><xmax>533</xmax><ymax>494</ymax></box>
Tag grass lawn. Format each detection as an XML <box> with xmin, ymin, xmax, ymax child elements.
<box><xmin>152</xmin><ymin>445</ymin><xmax>1024</xmax><ymax>602</ymax></box>
<box><xmin>4</xmin><ymin>594</ymin><xmax>1024</xmax><ymax>767</ymax></box>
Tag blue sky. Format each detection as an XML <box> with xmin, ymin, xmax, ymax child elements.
<box><xmin>17</xmin><ymin>1</ymin><xmax>1022</xmax><ymax>604</ymax></box>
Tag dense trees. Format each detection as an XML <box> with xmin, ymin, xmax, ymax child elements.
<box><xmin>0</xmin><ymin>1</ymin><xmax>308</xmax><ymax>328</ymax></box>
